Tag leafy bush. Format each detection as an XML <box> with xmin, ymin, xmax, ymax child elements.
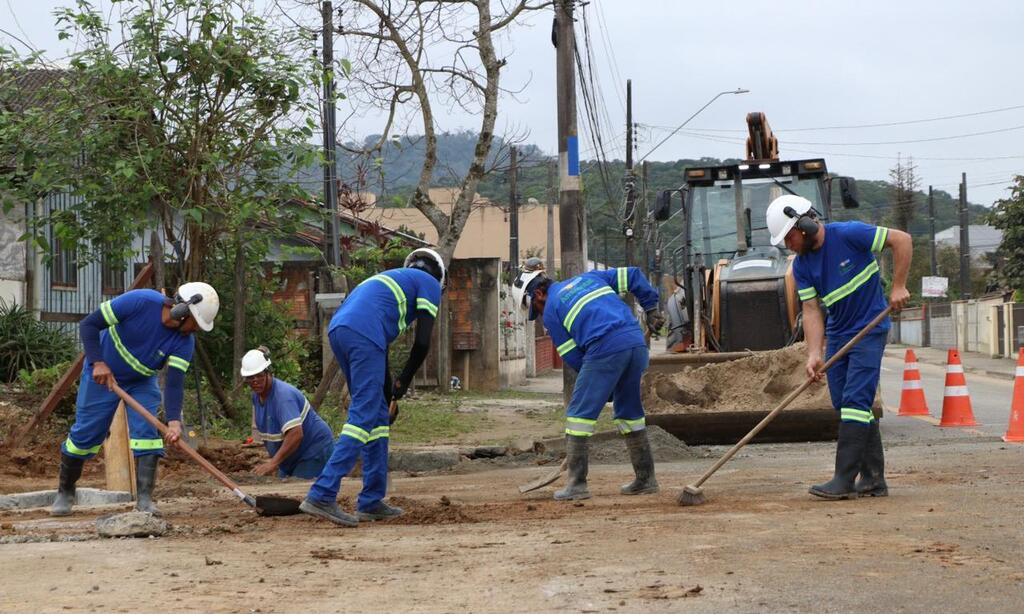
<box><xmin>0</xmin><ymin>300</ymin><xmax>77</xmax><ymax>383</ymax></box>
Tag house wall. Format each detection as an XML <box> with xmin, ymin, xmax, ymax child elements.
<box><xmin>0</xmin><ymin>204</ymin><xmax>27</xmax><ymax>306</ymax></box>
<box><xmin>446</xmin><ymin>258</ymin><xmax>501</xmax><ymax>392</ymax></box>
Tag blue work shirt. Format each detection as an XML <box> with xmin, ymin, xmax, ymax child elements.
<box><xmin>252</xmin><ymin>378</ymin><xmax>334</xmax><ymax>476</ymax></box>
<box><xmin>329</xmin><ymin>267</ymin><xmax>442</xmax><ymax>349</ymax></box>
<box><xmin>792</xmin><ymin>221</ymin><xmax>892</xmax><ymax>338</ymax></box>
<box><xmin>96</xmin><ymin>289</ymin><xmax>195</xmax><ymax>381</ymax></box>
<box><xmin>543</xmin><ymin>267</ymin><xmax>659</xmax><ymax>372</ymax></box>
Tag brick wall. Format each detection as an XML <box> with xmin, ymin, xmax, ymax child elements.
<box><xmin>535</xmin><ymin>335</ymin><xmax>553</xmax><ymax>373</ymax></box>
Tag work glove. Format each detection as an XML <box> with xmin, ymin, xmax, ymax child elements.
<box><xmin>644</xmin><ymin>308</ymin><xmax>665</xmax><ymax>335</ymax></box>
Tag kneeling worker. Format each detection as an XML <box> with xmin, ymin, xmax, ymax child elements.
<box><xmin>511</xmin><ymin>265</ymin><xmax>665</xmax><ymax>501</ymax></box>
<box><xmin>242</xmin><ymin>346</ymin><xmax>334</xmax><ymax>479</ymax></box>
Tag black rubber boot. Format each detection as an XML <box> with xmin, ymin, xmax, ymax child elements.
<box><xmin>855</xmin><ymin>421</ymin><xmax>888</xmax><ymax>497</ymax></box>
<box><xmin>809</xmin><ymin>421</ymin><xmax>871</xmax><ymax>500</ymax></box>
<box><xmin>554</xmin><ymin>435</ymin><xmax>591</xmax><ymax>501</ymax></box>
<box><xmin>620</xmin><ymin>429</ymin><xmax>659</xmax><ymax>495</ymax></box>
<box><xmin>135</xmin><ymin>455</ymin><xmax>161</xmax><ymax>515</ymax></box>
<box><xmin>50</xmin><ymin>455</ymin><xmax>85</xmax><ymax>517</ymax></box>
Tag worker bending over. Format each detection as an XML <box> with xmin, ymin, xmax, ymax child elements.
<box><xmin>52</xmin><ymin>283</ymin><xmax>219</xmax><ymax>516</ymax></box>
<box><xmin>241</xmin><ymin>346</ymin><xmax>334</xmax><ymax>479</ymax></box>
<box><xmin>300</xmin><ymin>248</ymin><xmax>445</xmax><ymax>526</ymax></box>
<box><xmin>766</xmin><ymin>195</ymin><xmax>911</xmax><ymax>500</ymax></box>
<box><xmin>511</xmin><ymin>264</ymin><xmax>665</xmax><ymax>501</ymax></box>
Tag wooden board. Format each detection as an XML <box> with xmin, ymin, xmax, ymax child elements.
<box><xmin>103</xmin><ymin>402</ymin><xmax>137</xmax><ymax>496</ymax></box>
<box><xmin>647</xmin><ymin>409</ymin><xmax>838</xmax><ymax>446</ymax></box>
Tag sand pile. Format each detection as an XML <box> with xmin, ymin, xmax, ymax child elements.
<box><xmin>643</xmin><ymin>343</ymin><xmax>839</xmax><ymax>414</ymax></box>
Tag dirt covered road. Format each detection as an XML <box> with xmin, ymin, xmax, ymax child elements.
<box><xmin>2</xmin><ymin>422</ymin><xmax>1023</xmax><ymax>613</ymax></box>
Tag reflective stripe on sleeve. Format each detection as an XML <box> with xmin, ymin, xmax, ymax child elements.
<box><xmin>557</xmin><ymin>339</ymin><xmax>577</xmax><ymax>356</ymax></box>
<box><xmin>563</xmin><ymin>287</ymin><xmax>616</xmax><ymax>332</ymax></box>
<box><xmin>416</xmin><ymin>297</ymin><xmax>438</xmax><ymax>317</ymax></box>
<box><xmin>100</xmin><ymin>300</ymin><xmax>118</xmax><ymax>326</ymax></box>
<box><xmin>617</xmin><ymin>268</ymin><xmax>628</xmax><ymax>296</ymax></box>
<box><xmin>798</xmin><ymin>287</ymin><xmax>817</xmax><ymax>300</ymax></box>
<box><xmin>166</xmin><ymin>356</ymin><xmax>190</xmax><ymax>372</ymax></box>
<box><xmin>280</xmin><ymin>400</ymin><xmax>312</xmax><ymax>433</ymax></box>
<box><xmin>871</xmin><ymin>227</ymin><xmax>889</xmax><ymax>253</ymax></box>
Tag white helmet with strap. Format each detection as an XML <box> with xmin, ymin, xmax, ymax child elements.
<box><xmin>511</xmin><ymin>269</ymin><xmax>547</xmax><ymax>319</ymax></box>
<box><xmin>173</xmin><ymin>282</ymin><xmax>220</xmax><ymax>332</ymax></box>
<box><xmin>766</xmin><ymin>194</ymin><xmax>813</xmax><ymax>246</ymax></box>
<box><xmin>239</xmin><ymin>348</ymin><xmax>272</xmax><ymax>377</ymax></box>
<box><xmin>404</xmin><ymin>247</ymin><xmax>446</xmax><ymax>288</ymax></box>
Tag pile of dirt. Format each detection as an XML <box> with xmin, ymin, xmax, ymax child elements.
<box><xmin>386</xmin><ymin>495</ymin><xmax>480</xmax><ymax>525</ymax></box>
<box><xmin>643</xmin><ymin>343</ymin><xmax>834</xmax><ymax>414</ymax></box>
<box><xmin>589</xmin><ymin>425</ymin><xmax>702</xmax><ymax>464</ymax></box>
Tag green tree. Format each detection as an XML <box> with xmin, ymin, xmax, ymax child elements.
<box><xmin>986</xmin><ymin>175</ymin><xmax>1024</xmax><ymax>294</ymax></box>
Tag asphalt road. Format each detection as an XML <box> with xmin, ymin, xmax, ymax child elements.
<box><xmin>879</xmin><ymin>354</ymin><xmax>1016</xmax><ymax>440</ymax></box>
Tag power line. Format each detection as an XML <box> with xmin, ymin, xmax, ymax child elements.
<box><xmin>648</xmin><ymin>103</ymin><xmax>1024</xmax><ymax>133</ymax></box>
<box><xmin>670</xmin><ymin>125</ymin><xmax>1024</xmax><ymax>147</ymax></box>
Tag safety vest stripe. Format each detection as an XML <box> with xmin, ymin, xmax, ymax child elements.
<box><xmin>280</xmin><ymin>401</ymin><xmax>311</xmax><ymax>434</ymax></box>
<box><xmin>944</xmin><ymin>386</ymin><xmax>969</xmax><ymax>397</ymax></box>
<box><xmin>129</xmin><ymin>438</ymin><xmax>165</xmax><ymax>450</ymax></box>
<box><xmin>557</xmin><ymin>339</ymin><xmax>577</xmax><ymax>356</ymax></box>
<box><xmin>617</xmin><ymin>268</ymin><xmax>628</xmax><ymax>296</ymax></box>
<box><xmin>614</xmin><ymin>417</ymin><xmax>646</xmax><ymax>434</ymax></box>
<box><xmin>64</xmin><ymin>437</ymin><xmax>101</xmax><ymax>457</ymax></box>
<box><xmin>798</xmin><ymin>287</ymin><xmax>817</xmax><ymax>300</ymax></box>
<box><xmin>563</xmin><ymin>287</ymin><xmax>616</xmax><ymax>332</ymax></box>
<box><xmin>902</xmin><ymin>380</ymin><xmax>923</xmax><ymax>390</ymax></box>
<box><xmin>871</xmin><ymin>227</ymin><xmax>889</xmax><ymax>253</ymax></box>
<box><xmin>369</xmin><ymin>274</ymin><xmax>408</xmax><ymax>334</ymax></box>
<box><xmin>100</xmin><ymin>300</ymin><xmax>118</xmax><ymax>326</ymax></box>
<box><xmin>821</xmin><ymin>260</ymin><xmax>879</xmax><ymax>307</ymax></box>
<box><xmin>106</xmin><ymin>326</ymin><xmax>157</xmax><ymax>377</ymax></box>
<box><xmin>840</xmin><ymin>407</ymin><xmax>875</xmax><ymax>424</ymax></box>
<box><xmin>166</xmin><ymin>356</ymin><xmax>190</xmax><ymax>373</ymax></box>
<box><xmin>416</xmin><ymin>298</ymin><xmax>438</xmax><ymax>317</ymax></box>
<box><xmin>341</xmin><ymin>423</ymin><xmax>370</xmax><ymax>443</ymax></box>
<box><xmin>367</xmin><ymin>426</ymin><xmax>390</xmax><ymax>442</ymax></box>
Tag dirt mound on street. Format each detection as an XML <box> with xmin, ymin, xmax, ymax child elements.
<box><xmin>386</xmin><ymin>495</ymin><xmax>481</xmax><ymax>525</ymax></box>
<box><xmin>589</xmin><ymin>425</ymin><xmax>702</xmax><ymax>464</ymax></box>
<box><xmin>643</xmin><ymin>343</ymin><xmax>834</xmax><ymax>414</ymax></box>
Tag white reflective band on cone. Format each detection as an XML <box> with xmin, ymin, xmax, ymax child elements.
<box><xmin>905</xmin><ymin>362</ymin><xmax>919</xmax><ymax>370</ymax></box>
<box><xmin>944</xmin><ymin>386</ymin><xmax>969</xmax><ymax>397</ymax></box>
<box><xmin>233</xmin><ymin>488</ymin><xmax>246</xmax><ymax>500</ymax></box>
<box><xmin>947</xmin><ymin>364</ymin><xmax>964</xmax><ymax>373</ymax></box>
<box><xmin>902</xmin><ymin>380</ymin><xmax>923</xmax><ymax>390</ymax></box>
<box><xmin>1017</xmin><ymin>366</ymin><xmax>1024</xmax><ymax>377</ymax></box>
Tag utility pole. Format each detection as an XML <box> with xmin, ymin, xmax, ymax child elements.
<box><xmin>321</xmin><ymin>2</ymin><xmax>342</xmax><ymax>278</ymax></box>
<box><xmin>623</xmin><ymin>79</ymin><xmax>636</xmax><ymax>267</ymax></box>
<box><xmin>555</xmin><ymin>0</ymin><xmax>584</xmax><ymax>400</ymax></box>
<box><xmin>641</xmin><ymin>160</ymin><xmax>650</xmax><ymax>277</ymax></box>
<box><xmin>508</xmin><ymin>146</ymin><xmax>520</xmax><ymax>270</ymax></box>
<box><xmin>928</xmin><ymin>185</ymin><xmax>937</xmax><ymax>276</ymax></box>
<box><xmin>958</xmin><ymin>173</ymin><xmax>971</xmax><ymax>298</ymax></box>
<box><xmin>546</xmin><ymin>161</ymin><xmax>556</xmax><ymax>274</ymax></box>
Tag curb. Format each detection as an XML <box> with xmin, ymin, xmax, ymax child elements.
<box><xmin>884</xmin><ymin>349</ymin><xmax>1016</xmax><ymax>382</ymax></box>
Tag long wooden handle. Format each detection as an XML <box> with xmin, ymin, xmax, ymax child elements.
<box><xmin>111</xmin><ymin>383</ymin><xmax>255</xmax><ymax>506</ymax></box>
<box><xmin>691</xmin><ymin>306</ymin><xmax>893</xmax><ymax>489</ymax></box>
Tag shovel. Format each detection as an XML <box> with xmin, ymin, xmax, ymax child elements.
<box><xmin>518</xmin><ymin>458</ymin><xmax>568</xmax><ymax>494</ymax></box>
<box><xmin>111</xmin><ymin>383</ymin><xmax>301</xmax><ymax>516</ymax></box>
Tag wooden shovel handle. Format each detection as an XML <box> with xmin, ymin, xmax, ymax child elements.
<box><xmin>111</xmin><ymin>383</ymin><xmax>252</xmax><ymax>504</ymax></box>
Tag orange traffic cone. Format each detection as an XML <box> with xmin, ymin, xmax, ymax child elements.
<box><xmin>1002</xmin><ymin>349</ymin><xmax>1024</xmax><ymax>443</ymax></box>
<box><xmin>939</xmin><ymin>349</ymin><xmax>979</xmax><ymax>427</ymax></box>
<box><xmin>898</xmin><ymin>348</ymin><xmax>930</xmax><ymax>416</ymax></box>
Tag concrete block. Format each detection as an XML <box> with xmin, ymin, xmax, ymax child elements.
<box><xmin>96</xmin><ymin>511</ymin><xmax>168</xmax><ymax>538</ymax></box>
<box><xmin>389</xmin><ymin>449</ymin><xmax>461</xmax><ymax>473</ymax></box>
<box><xmin>0</xmin><ymin>488</ymin><xmax>132</xmax><ymax>511</ymax></box>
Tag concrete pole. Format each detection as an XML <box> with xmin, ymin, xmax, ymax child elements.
<box><xmin>928</xmin><ymin>185</ymin><xmax>937</xmax><ymax>276</ymax></box>
<box><xmin>959</xmin><ymin>173</ymin><xmax>971</xmax><ymax>299</ymax></box>
<box><xmin>546</xmin><ymin>161</ymin><xmax>556</xmax><ymax>274</ymax></box>
<box><xmin>509</xmin><ymin>146</ymin><xmax>519</xmax><ymax>270</ymax></box>
<box><xmin>321</xmin><ymin>2</ymin><xmax>342</xmax><ymax>274</ymax></box>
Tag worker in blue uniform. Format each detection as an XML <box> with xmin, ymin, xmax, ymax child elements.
<box><xmin>511</xmin><ymin>264</ymin><xmax>665</xmax><ymax>501</ymax></box>
<box><xmin>241</xmin><ymin>346</ymin><xmax>334</xmax><ymax>479</ymax></box>
<box><xmin>766</xmin><ymin>195</ymin><xmax>911</xmax><ymax>500</ymax></box>
<box><xmin>51</xmin><ymin>282</ymin><xmax>220</xmax><ymax>516</ymax></box>
<box><xmin>300</xmin><ymin>248</ymin><xmax>445</xmax><ymax>526</ymax></box>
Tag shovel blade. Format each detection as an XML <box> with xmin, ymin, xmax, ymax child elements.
<box><xmin>255</xmin><ymin>495</ymin><xmax>302</xmax><ymax>516</ymax></box>
<box><xmin>517</xmin><ymin>458</ymin><xmax>567</xmax><ymax>494</ymax></box>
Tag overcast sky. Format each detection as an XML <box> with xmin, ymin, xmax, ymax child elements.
<box><xmin>4</xmin><ymin>0</ymin><xmax>1023</xmax><ymax>208</ymax></box>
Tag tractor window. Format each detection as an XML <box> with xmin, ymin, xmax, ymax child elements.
<box><xmin>689</xmin><ymin>176</ymin><xmax>825</xmax><ymax>261</ymax></box>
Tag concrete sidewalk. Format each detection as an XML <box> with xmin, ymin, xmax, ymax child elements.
<box><xmin>885</xmin><ymin>344</ymin><xmax>1021</xmax><ymax>381</ymax></box>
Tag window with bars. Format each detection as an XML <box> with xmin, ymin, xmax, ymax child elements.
<box><xmin>50</xmin><ymin>236</ymin><xmax>78</xmax><ymax>289</ymax></box>
<box><xmin>102</xmin><ymin>251</ymin><xmax>126</xmax><ymax>295</ymax></box>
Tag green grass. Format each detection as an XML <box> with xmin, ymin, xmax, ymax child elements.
<box><xmin>389</xmin><ymin>398</ymin><xmax>492</xmax><ymax>444</ymax></box>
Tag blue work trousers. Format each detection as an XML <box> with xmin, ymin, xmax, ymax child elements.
<box><xmin>62</xmin><ymin>364</ymin><xmax>164</xmax><ymax>460</ymax></box>
<box><xmin>825</xmin><ymin>329</ymin><xmax>887</xmax><ymax>426</ymax></box>
<box><xmin>308</xmin><ymin>326</ymin><xmax>390</xmax><ymax>512</ymax></box>
<box><xmin>564</xmin><ymin>345</ymin><xmax>649</xmax><ymax>437</ymax></box>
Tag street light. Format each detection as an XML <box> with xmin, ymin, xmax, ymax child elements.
<box><xmin>638</xmin><ymin>88</ymin><xmax>749</xmax><ymax>163</ymax></box>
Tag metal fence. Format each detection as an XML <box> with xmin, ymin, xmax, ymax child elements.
<box><xmin>892</xmin><ymin>299</ymin><xmax>1020</xmax><ymax>357</ymax></box>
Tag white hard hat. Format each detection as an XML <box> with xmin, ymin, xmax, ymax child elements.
<box><xmin>511</xmin><ymin>269</ymin><xmax>546</xmax><ymax>320</ymax></box>
<box><xmin>239</xmin><ymin>348</ymin><xmax>272</xmax><ymax>377</ymax></box>
<box><xmin>175</xmin><ymin>282</ymin><xmax>220</xmax><ymax>332</ymax></box>
<box><xmin>404</xmin><ymin>247</ymin><xmax>446</xmax><ymax>288</ymax></box>
<box><xmin>766</xmin><ymin>195</ymin><xmax>813</xmax><ymax>247</ymax></box>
